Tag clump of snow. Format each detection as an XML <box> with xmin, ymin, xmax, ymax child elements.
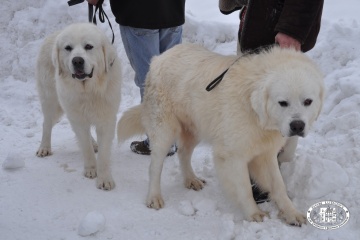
<box><xmin>178</xmin><ymin>200</ymin><xmax>195</xmax><ymax>216</ymax></box>
<box><xmin>2</xmin><ymin>151</ymin><xmax>25</xmax><ymax>170</ymax></box>
<box><xmin>77</xmin><ymin>211</ymin><xmax>106</xmax><ymax>237</ymax></box>
<box><xmin>193</xmin><ymin>198</ymin><xmax>217</xmax><ymax>216</ymax></box>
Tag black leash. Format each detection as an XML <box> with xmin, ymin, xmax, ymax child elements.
<box><xmin>205</xmin><ymin>68</ymin><xmax>229</xmax><ymax>91</ymax></box>
<box><xmin>205</xmin><ymin>44</ymin><xmax>278</xmax><ymax>92</ymax></box>
<box><xmin>205</xmin><ymin>57</ymin><xmax>240</xmax><ymax>92</ymax></box>
<box><xmin>68</xmin><ymin>0</ymin><xmax>115</xmax><ymax>44</ymax></box>
<box><xmin>88</xmin><ymin>3</ymin><xmax>93</xmax><ymax>22</ymax></box>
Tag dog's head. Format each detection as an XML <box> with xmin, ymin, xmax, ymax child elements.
<box><xmin>52</xmin><ymin>23</ymin><xmax>116</xmax><ymax>81</ymax></box>
<box><xmin>251</xmin><ymin>49</ymin><xmax>324</xmax><ymax>137</ymax></box>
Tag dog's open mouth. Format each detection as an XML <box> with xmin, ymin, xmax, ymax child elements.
<box><xmin>72</xmin><ymin>68</ymin><xmax>94</xmax><ymax>80</ymax></box>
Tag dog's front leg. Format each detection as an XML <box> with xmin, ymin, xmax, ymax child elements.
<box><xmin>70</xmin><ymin>121</ymin><xmax>97</xmax><ymax>179</ymax></box>
<box><xmin>249</xmin><ymin>152</ymin><xmax>306</xmax><ymax>226</ymax></box>
<box><xmin>37</xmin><ymin>114</ymin><xmax>55</xmax><ymax>157</ymax></box>
<box><xmin>278</xmin><ymin>136</ymin><xmax>298</xmax><ymax>163</ymax></box>
<box><xmin>214</xmin><ymin>151</ymin><xmax>268</xmax><ymax>222</ymax></box>
<box><xmin>36</xmin><ymin>99</ymin><xmax>63</xmax><ymax>157</ymax></box>
<box><xmin>95</xmin><ymin>119</ymin><xmax>116</xmax><ymax>190</ymax></box>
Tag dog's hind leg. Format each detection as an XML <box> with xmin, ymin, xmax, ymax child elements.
<box><xmin>178</xmin><ymin>130</ymin><xmax>205</xmax><ymax>190</ymax></box>
<box><xmin>146</xmin><ymin>122</ymin><xmax>177</xmax><ymax>210</ymax></box>
<box><xmin>249</xmin><ymin>152</ymin><xmax>306</xmax><ymax>226</ymax></box>
<box><xmin>214</xmin><ymin>151</ymin><xmax>267</xmax><ymax>222</ymax></box>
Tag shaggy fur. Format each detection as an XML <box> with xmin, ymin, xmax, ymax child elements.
<box><xmin>117</xmin><ymin>43</ymin><xmax>324</xmax><ymax>224</ymax></box>
<box><xmin>36</xmin><ymin>23</ymin><xmax>121</xmax><ymax>190</ymax></box>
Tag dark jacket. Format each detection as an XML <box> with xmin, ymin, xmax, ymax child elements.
<box><xmin>109</xmin><ymin>0</ymin><xmax>186</xmax><ymax>29</ymax></box>
<box><xmin>219</xmin><ymin>0</ymin><xmax>324</xmax><ymax>52</ymax></box>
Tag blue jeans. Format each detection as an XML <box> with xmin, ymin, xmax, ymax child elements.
<box><xmin>120</xmin><ymin>25</ymin><xmax>183</xmax><ymax>101</ymax></box>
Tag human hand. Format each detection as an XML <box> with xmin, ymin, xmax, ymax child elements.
<box><xmin>87</xmin><ymin>0</ymin><xmax>99</xmax><ymax>5</ymax></box>
<box><xmin>275</xmin><ymin>33</ymin><xmax>301</xmax><ymax>51</ymax></box>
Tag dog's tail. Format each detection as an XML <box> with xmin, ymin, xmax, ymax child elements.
<box><xmin>117</xmin><ymin>104</ymin><xmax>145</xmax><ymax>143</ymax></box>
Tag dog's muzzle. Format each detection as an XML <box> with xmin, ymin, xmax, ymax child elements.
<box><xmin>71</xmin><ymin>56</ymin><xmax>94</xmax><ymax>80</ymax></box>
<box><xmin>289</xmin><ymin>120</ymin><xmax>305</xmax><ymax>137</ymax></box>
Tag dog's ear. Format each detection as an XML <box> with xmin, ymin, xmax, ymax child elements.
<box><xmin>51</xmin><ymin>41</ymin><xmax>62</xmax><ymax>76</ymax></box>
<box><xmin>250</xmin><ymin>86</ymin><xmax>269</xmax><ymax>128</ymax></box>
<box><xmin>102</xmin><ymin>41</ymin><xmax>117</xmax><ymax>73</ymax></box>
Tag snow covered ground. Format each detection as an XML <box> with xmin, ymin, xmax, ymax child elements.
<box><xmin>1</xmin><ymin>0</ymin><xmax>360</xmax><ymax>239</ymax></box>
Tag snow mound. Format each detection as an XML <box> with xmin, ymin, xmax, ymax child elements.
<box><xmin>282</xmin><ymin>156</ymin><xmax>349</xmax><ymax>199</ymax></box>
<box><xmin>2</xmin><ymin>151</ymin><xmax>25</xmax><ymax>170</ymax></box>
<box><xmin>193</xmin><ymin>198</ymin><xmax>217</xmax><ymax>216</ymax></box>
<box><xmin>77</xmin><ymin>211</ymin><xmax>106</xmax><ymax>237</ymax></box>
<box><xmin>178</xmin><ymin>200</ymin><xmax>195</xmax><ymax>216</ymax></box>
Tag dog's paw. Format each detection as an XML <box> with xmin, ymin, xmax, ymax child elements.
<box><xmin>185</xmin><ymin>177</ymin><xmax>206</xmax><ymax>191</ymax></box>
<box><xmin>249</xmin><ymin>210</ymin><xmax>269</xmax><ymax>222</ymax></box>
<box><xmin>84</xmin><ymin>167</ymin><xmax>97</xmax><ymax>179</ymax></box>
<box><xmin>36</xmin><ymin>147</ymin><xmax>52</xmax><ymax>157</ymax></box>
<box><xmin>96</xmin><ymin>176</ymin><xmax>115</xmax><ymax>190</ymax></box>
<box><xmin>279</xmin><ymin>209</ymin><xmax>306</xmax><ymax>227</ymax></box>
<box><xmin>146</xmin><ymin>195</ymin><xmax>164</xmax><ymax>210</ymax></box>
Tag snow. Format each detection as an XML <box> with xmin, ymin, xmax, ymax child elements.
<box><xmin>178</xmin><ymin>200</ymin><xmax>196</xmax><ymax>216</ymax></box>
<box><xmin>77</xmin><ymin>211</ymin><xmax>106</xmax><ymax>237</ymax></box>
<box><xmin>1</xmin><ymin>0</ymin><xmax>360</xmax><ymax>239</ymax></box>
<box><xmin>2</xmin><ymin>151</ymin><xmax>25</xmax><ymax>170</ymax></box>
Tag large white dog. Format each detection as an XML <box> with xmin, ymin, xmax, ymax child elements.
<box><xmin>117</xmin><ymin>44</ymin><xmax>324</xmax><ymax>225</ymax></box>
<box><xmin>36</xmin><ymin>23</ymin><xmax>121</xmax><ymax>190</ymax></box>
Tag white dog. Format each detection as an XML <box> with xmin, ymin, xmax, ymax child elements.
<box><xmin>117</xmin><ymin>44</ymin><xmax>324</xmax><ymax>225</ymax></box>
<box><xmin>36</xmin><ymin>23</ymin><xmax>121</xmax><ymax>190</ymax></box>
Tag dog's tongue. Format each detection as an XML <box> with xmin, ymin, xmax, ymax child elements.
<box><xmin>76</xmin><ymin>72</ymin><xmax>85</xmax><ymax>78</ymax></box>
<box><xmin>72</xmin><ymin>68</ymin><xmax>93</xmax><ymax>80</ymax></box>
<box><xmin>72</xmin><ymin>72</ymin><xmax>86</xmax><ymax>80</ymax></box>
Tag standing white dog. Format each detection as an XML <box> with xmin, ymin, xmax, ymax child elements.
<box><xmin>117</xmin><ymin>44</ymin><xmax>324</xmax><ymax>225</ymax></box>
<box><xmin>36</xmin><ymin>23</ymin><xmax>121</xmax><ymax>190</ymax></box>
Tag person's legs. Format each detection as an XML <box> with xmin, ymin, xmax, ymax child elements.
<box><xmin>157</xmin><ymin>26</ymin><xmax>182</xmax><ymax>155</ymax></box>
<box><xmin>120</xmin><ymin>25</ymin><xmax>160</xmax><ymax>100</ymax></box>
<box><xmin>120</xmin><ymin>25</ymin><xmax>179</xmax><ymax>156</ymax></box>
<box><xmin>159</xmin><ymin>26</ymin><xmax>182</xmax><ymax>53</ymax></box>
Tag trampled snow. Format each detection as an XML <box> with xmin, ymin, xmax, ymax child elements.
<box><xmin>1</xmin><ymin>0</ymin><xmax>359</xmax><ymax>239</ymax></box>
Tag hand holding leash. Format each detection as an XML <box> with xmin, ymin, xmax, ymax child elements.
<box><xmin>67</xmin><ymin>0</ymin><xmax>114</xmax><ymax>44</ymax></box>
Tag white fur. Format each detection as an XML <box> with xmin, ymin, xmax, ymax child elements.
<box><xmin>117</xmin><ymin>44</ymin><xmax>324</xmax><ymax>224</ymax></box>
<box><xmin>36</xmin><ymin>23</ymin><xmax>121</xmax><ymax>190</ymax></box>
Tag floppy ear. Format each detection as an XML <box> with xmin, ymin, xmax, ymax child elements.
<box><xmin>250</xmin><ymin>86</ymin><xmax>269</xmax><ymax>128</ymax></box>
<box><xmin>51</xmin><ymin>41</ymin><xmax>62</xmax><ymax>76</ymax></box>
<box><xmin>102</xmin><ymin>41</ymin><xmax>117</xmax><ymax>73</ymax></box>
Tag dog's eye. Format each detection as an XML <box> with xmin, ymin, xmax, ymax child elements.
<box><xmin>278</xmin><ymin>101</ymin><xmax>288</xmax><ymax>107</ymax></box>
<box><xmin>85</xmin><ymin>44</ymin><xmax>93</xmax><ymax>50</ymax></box>
<box><xmin>65</xmin><ymin>45</ymin><xmax>72</xmax><ymax>51</ymax></box>
<box><xmin>304</xmin><ymin>99</ymin><xmax>313</xmax><ymax>106</ymax></box>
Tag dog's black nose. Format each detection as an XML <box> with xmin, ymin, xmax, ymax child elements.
<box><xmin>72</xmin><ymin>57</ymin><xmax>84</xmax><ymax>68</ymax></box>
<box><xmin>290</xmin><ymin>120</ymin><xmax>305</xmax><ymax>136</ymax></box>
